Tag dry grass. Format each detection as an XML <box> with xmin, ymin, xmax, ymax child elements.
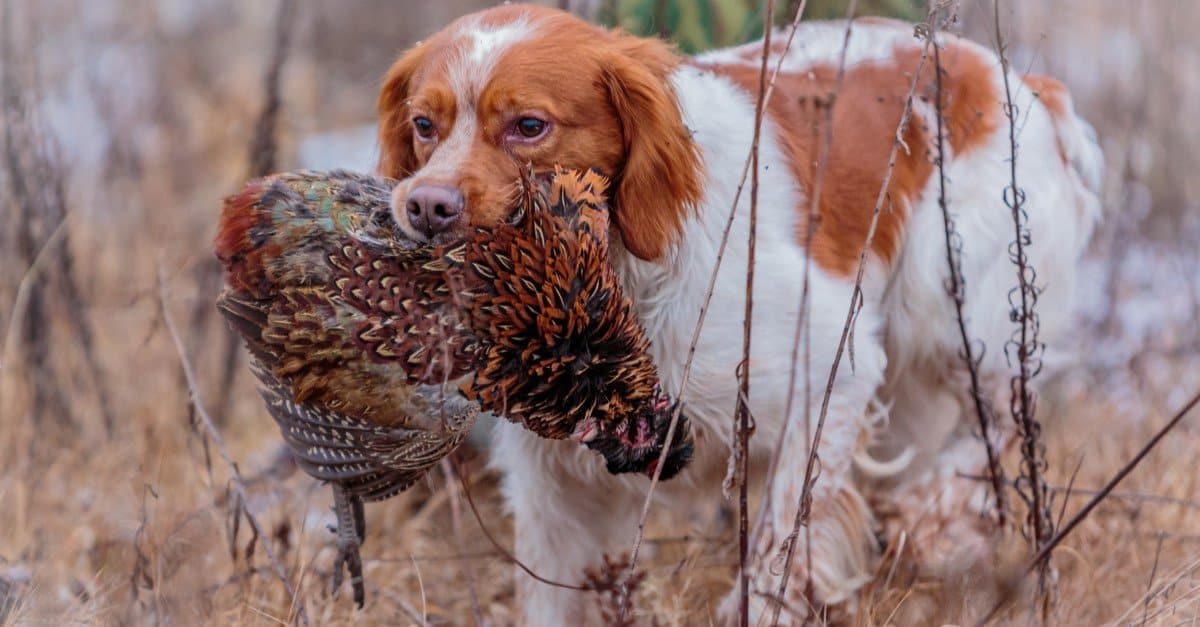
<box><xmin>2</xmin><ymin>0</ymin><xmax>1199</xmax><ymax>624</ymax></box>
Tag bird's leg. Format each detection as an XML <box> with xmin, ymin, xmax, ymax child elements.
<box><xmin>329</xmin><ymin>484</ymin><xmax>366</xmax><ymax>607</ymax></box>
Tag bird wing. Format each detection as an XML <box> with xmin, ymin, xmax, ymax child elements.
<box><xmin>247</xmin><ymin>358</ymin><xmax>477</xmax><ymax>502</ymax></box>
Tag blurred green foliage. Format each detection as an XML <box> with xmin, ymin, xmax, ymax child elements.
<box><xmin>599</xmin><ymin>0</ymin><xmax>923</xmax><ymax>53</ymax></box>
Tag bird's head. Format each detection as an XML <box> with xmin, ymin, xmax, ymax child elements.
<box><xmin>573</xmin><ymin>385</ymin><xmax>694</xmax><ymax>480</ymax></box>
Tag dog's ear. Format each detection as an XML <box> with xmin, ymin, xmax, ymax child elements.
<box><xmin>376</xmin><ymin>44</ymin><xmax>429</xmax><ymax>179</ymax></box>
<box><xmin>601</xmin><ymin>35</ymin><xmax>703</xmax><ymax>261</ymax></box>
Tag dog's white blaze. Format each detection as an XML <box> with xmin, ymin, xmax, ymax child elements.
<box><xmin>414</xmin><ymin>13</ymin><xmax>537</xmax><ymax>187</ymax></box>
<box><xmin>448</xmin><ymin>14</ymin><xmax>536</xmax><ymax>104</ymax></box>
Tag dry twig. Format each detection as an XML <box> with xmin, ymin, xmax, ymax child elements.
<box><xmin>156</xmin><ymin>265</ymin><xmax>310</xmax><ymax>627</ymax></box>
<box><xmin>731</xmin><ymin>1</ymin><xmax>776</xmax><ymax>623</ymax></box>
<box><xmin>992</xmin><ymin>0</ymin><xmax>1055</xmax><ymax>603</ymax></box>
<box><xmin>932</xmin><ymin>24</ymin><xmax>1008</xmax><ymax>525</ymax></box>
<box><xmin>454</xmin><ymin>461</ymin><xmax>590</xmax><ymax>593</ymax></box>
<box><xmin>625</xmin><ymin>0</ymin><xmax>820</xmax><ymax>587</ymax></box>
<box><xmin>974</xmin><ymin>387</ymin><xmax>1200</xmax><ymax>626</ymax></box>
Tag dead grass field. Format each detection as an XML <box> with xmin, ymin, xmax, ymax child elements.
<box><xmin>2</xmin><ymin>0</ymin><xmax>1199</xmax><ymax>624</ymax></box>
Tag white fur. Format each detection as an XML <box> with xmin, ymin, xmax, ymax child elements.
<box><xmin>415</xmin><ymin>15</ymin><xmax>538</xmax><ymax>185</ymax></box>
<box><xmin>470</xmin><ymin>17</ymin><xmax>1099</xmax><ymax>625</ymax></box>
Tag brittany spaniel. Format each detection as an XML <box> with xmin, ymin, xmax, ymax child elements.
<box><xmin>375</xmin><ymin>4</ymin><xmax>1101</xmax><ymax>622</ymax></box>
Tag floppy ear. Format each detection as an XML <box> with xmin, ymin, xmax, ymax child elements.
<box><xmin>376</xmin><ymin>45</ymin><xmax>429</xmax><ymax>179</ymax></box>
<box><xmin>601</xmin><ymin>35</ymin><xmax>703</xmax><ymax>261</ymax></box>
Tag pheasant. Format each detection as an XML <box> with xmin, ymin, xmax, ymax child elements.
<box><xmin>215</xmin><ymin>171</ymin><xmax>480</xmax><ymax>606</ymax></box>
<box><xmin>214</xmin><ymin>168</ymin><xmax>693</xmax><ymax>605</ymax></box>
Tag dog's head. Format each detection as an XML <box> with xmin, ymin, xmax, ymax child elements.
<box><xmin>376</xmin><ymin>4</ymin><xmax>702</xmax><ymax>260</ymax></box>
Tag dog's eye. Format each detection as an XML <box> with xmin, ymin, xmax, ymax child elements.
<box><xmin>412</xmin><ymin>117</ymin><xmax>436</xmax><ymax>140</ymax></box>
<box><xmin>516</xmin><ymin>117</ymin><xmax>547</xmax><ymax>139</ymax></box>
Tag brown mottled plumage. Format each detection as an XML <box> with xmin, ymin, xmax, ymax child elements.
<box><xmin>447</xmin><ymin>170</ymin><xmax>693</xmax><ymax>478</ymax></box>
<box><xmin>214</xmin><ymin>168</ymin><xmax>692</xmax><ymax>606</ymax></box>
<box><xmin>215</xmin><ymin>171</ymin><xmax>479</xmax><ymax>606</ymax></box>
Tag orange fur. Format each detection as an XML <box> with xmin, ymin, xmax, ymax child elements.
<box><xmin>374</xmin><ymin>5</ymin><xmax>701</xmax><ymax>260</ymax></box>
<box><xmin>600</xmin><ymin>34</ymin><xmax>703</xmax><ymax>260</ymax></box>
<box><xmin>701</xmin><ymin>38</ymin><xmax>999</xmax><ymax>276</ymax></box>
<box><xmin>376</xmin><ymin>41</ymin><xmax>433</xmax><ymax>179</ymax></box>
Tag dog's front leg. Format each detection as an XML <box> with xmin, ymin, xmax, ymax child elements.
<box><xmin>720</xmin><ymin>303</ymin><xmax>890</xmax><ymax>624</ymax></box>
<box><xmin>492</xmin><ymin>420</ymin><xmax>643</xmax><ymax>625</ymax></box>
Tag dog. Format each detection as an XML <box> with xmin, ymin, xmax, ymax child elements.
<box><xmin>374</xmin><ymin>5</ymin><xmax>1102</xmax><ymax>622</ymax></box>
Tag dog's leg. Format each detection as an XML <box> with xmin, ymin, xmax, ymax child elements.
<box><xmin>491</xmin><ymin>420</ymin><xmax>642</xmax><ymax>625</ymax></box>
<box><xmin>875</xmin><ymin>371</ymin><xmax>1018</xmax><ymax>572</ymax></box>
<box><xmin>719</xmin><ymin>306</ymin><xmax>889</xmax><ymax>624</ymax></box>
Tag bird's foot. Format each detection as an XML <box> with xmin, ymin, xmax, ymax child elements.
<box><xmin>329</xmin><ymin>486</ymin><xmax>366</xmax><ymax>608</ymax></box>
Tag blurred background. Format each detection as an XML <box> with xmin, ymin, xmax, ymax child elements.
<box><xmin>1</xmin><ymin>0</ymin><xmax>1197</xmax><ymax>624</ymax></box>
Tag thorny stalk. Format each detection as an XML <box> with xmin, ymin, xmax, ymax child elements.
<box><xmin>974</xmin><ymin>388</ymin><xmax>1200</xmax><ymax>627</ymax></box>
<box><xmin>932</xmin><ymin>31</ymin><xmax>1008</xmax><ymax>525</ymax></box>
<box><xmin>992</xmin><ymin>0</ymin><xmax>1054</xmax><ymax>592</ymax></box>
<box><xmin>771</xmin><ymin>7</ymin><xmax>939</xmax><ymax>619</ymax></box>
<box><xmin>732</xmin><ymin>0</ymin><xmax>775</xmax><ymax>623</ymax></box>
<box><xmin>157</xmin><ymin>266</ymin><xmax>310</xmax><ymax>627</ymax></box>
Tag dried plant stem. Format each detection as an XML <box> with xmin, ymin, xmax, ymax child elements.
<box><xmin>625</xmin><ymin>0</ymin><xmax>817</xmax><ymax>577</ymax></box>
<box><xmin>441</xmin><ymin>459</ymin><xmax>484</xmax><ymax>626</ymax></box>
<box><xmin>621</xmin><ymin>1</ymin><xmax>836</xmax><ymax>617</ymax></box>
<box><xmin>1028</xmin><ymin>388</ymin><xmax>1200</xmax><ymax>572</ymax></box>
<box><xmin>0</xmin><ymin>214</ymin><xmax>70</xmax><ymax>420</ymax></box>
<box><xmin>732</xmin><ymin>1</ymin><xmax>775</xmax><ymax>623</ymax></box>
<box><xmin>993</xmin><ymin>0</ymin><xmax>1053</xmax><ymax>592</ymax></box>
<box><xmin>454</xmin><ymin>462</ymin><xmax>590</xmax><ymax>592</ymax></box>
<box><xmin>932</xmin><ymin>35</ymin><xmax>1008</xmax><ymax>525</ymax></box>
<box><xmin>772</xmin><ymin>9</ymin><xmax>937</xmax><ymax>618</ymax></box>
<box><xmin>765</xmin><ymin>3</ymin><xmax>859</xmax><ymax>621</ymax></box>
<box><xmin>975</xmin><ymin>387</ymin><xmax>1200</xmax><ymax>627</ymax></box>
<box><xmin>157</xmin><ymin>266</ymin><xmax>310</xmax><ymax>627</ymax></box>
<box><xmin>750</xmin><ymin>0</ymin><xmax>847</xmax><ymax>573</ymax></box>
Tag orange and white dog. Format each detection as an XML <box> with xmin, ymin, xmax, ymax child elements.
<box><xmin>375</xmin><ymin>5</ymin><xmax>1101</xmax><ymax>622</ymax></box>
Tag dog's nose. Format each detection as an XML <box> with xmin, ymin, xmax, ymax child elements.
<box><xmin>405</xmin><ymin>185</ymin><xmax>464</xmax><ymax>237</ymax></box>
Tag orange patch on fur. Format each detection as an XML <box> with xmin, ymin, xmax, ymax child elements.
<box><xmin>701</xmin><ymin>38</ymin><xmax>999</xmax><ymax>276</ymax></box>
<box><xmin>1023</xmin><ymin>74</ymin><xmax>1072</xmax><ymax>166</ymax></box>
<box><xmin>1023</xmin><ymin>74</ymin><xmax>1069</xmax><ymax>118</ymax></box>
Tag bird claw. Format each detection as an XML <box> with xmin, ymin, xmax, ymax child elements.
<box><xmin>330</xmin><ymin>485</ymin><xmax>366</xmax><ymax>608</ymax></box>
<box><xmin>331</xmin><ymin>535</ymin><xmax>365</xmax><ymax>608</ymax></box>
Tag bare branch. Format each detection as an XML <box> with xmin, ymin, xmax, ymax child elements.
<box><xmin>156</xmin><ymin>265</ymin><xmax>310</xmax><ymax>627</ymax></box>
<box><xmin>933</xmin><ymin>27</ymin><xmax>1008</xmax><ymax>524</ymax></box>
<box><xmin>974</xmin><ymin>387</ymin><xmax>1200</xmax><ymax>626</ymax></box>
<box><xmin>993</xmin><ymin>0</ymin><xmax>1054</xmax><ymax>598</ymax></box>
